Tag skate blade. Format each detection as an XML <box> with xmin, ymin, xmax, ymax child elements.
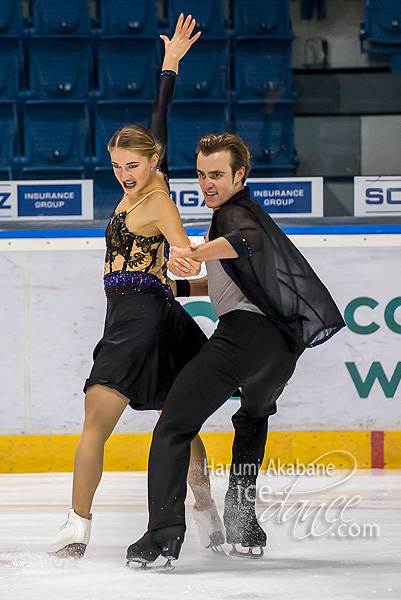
<box><xmin>229</xmin><ymin>545</ymin><xmax>264</xmax><ymax>560</ymax></box>
<box><xmin>210</xmin><ymin>544</ymin><xmax>226</xmax><ymax>554</ymax></box>
<box><xmin>126</xmin><ymin>558</ymin><xmax>175</xmax><ymax>572</ymax></box>
<box><xmin>49</xmin><ymin>543</ymin><xmax>86</xmax><ymax>559</ymax></box>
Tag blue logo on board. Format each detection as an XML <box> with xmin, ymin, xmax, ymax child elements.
<box><xmin>17</xmin><ymin>184</ymin><xmax>82</xmax><ymax>217</ymax></box>
<box><xmin>170</xmin><ymin>189</ymin><xmax>206</xmax><ymax>207</ymax></box>
<box><xmin>249</xmin><ymin>181</ymin><xmax>312</xmax><ymax>214</ymax></box>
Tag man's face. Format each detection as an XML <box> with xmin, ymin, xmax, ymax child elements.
<box><xmin>197</xmin><ymin>150</ymin><xmax>245</xmax><ymax>210</ymax></box>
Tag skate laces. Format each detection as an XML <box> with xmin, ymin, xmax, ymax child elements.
<box><xmin>60</xmin><ymin>517</ymin><xmax>69</xmax><ymax>531</ymax></box>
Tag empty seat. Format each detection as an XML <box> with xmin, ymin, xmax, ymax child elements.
<box><xmin>167</xmin><ymin>0</ymin><xmax>226</xmax><ymax>38</ymax></box>
<box><xmin>233</xmin><ymin>0</ymin><xmax>292</xmax><ymax>38</ymax></box>
<box><xmin>235</xmin><ymin>102</ymin><xmax>297</xmax><ymax>169</ymax></box>
<box><xmin>100</xmin><ymin>0</ymin><xmax>158</xmax><ymax>37</ymax></box>
<box><xmin>32</xmin><ymin>0</ymin><xmax>91</xmax><ymax>36</ymax></box>
<box><xmin>0</xmin><ymin>103</ymin><xmax>19</xmax><ymax>179</ymax></box>
<box><xmin>361</xmin><ymin>0</ymin><xmax>401</xmax><ymax>51</ymax></box>
<box><xmin>234</xmin><ymin>39</ymin><xmax>294</xmax><ymax>101</ymax></box>
<box><xmin>0</xmin><ymin>38</ymin><xmax>22</xmax><ymax>100</ymax></box>
<box><xmin>95</xmin><ymin>101</ymin><xmax>152</xmax><ymax>166</ymax></box>
<box><xmin>93</xmin><ymin>168</ymin><xmax>125</xmax><ymax>218</ymax></box>
<box><xmin>0</xmin><ymin>0</ymin><xmax>22</xmax><ymax>36</ymax></box>
<box><xmin>97</xmin><ymin>38</ymin><xmax>159</xmax><ymax>100</ymax></box>
<box><xmin>28</xmin><ymin>38</ymin><xmax>93</xmax><ymax>99</ymax></box>
<box><xmin>174</xmin><ymin>39</ymin><xmax>228</xmax><ymax>100</ymax></box>
<box><xmin>168</xmin><ymin>101</ymin><xmax>228</xmax><ymax>170</ymax></box>
<box><xmin>23</xmin><ymin>102</ymin><xmax>90</xmax><ymax>174</ymax></box>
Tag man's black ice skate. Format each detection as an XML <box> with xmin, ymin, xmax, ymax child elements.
<box><xmin>224</xmin><ymin>481</ymin><xmax>267</xmax><ymax>560</ymax></box>
<box><xmin>126</xmin><ymin>525</ymin><xmax>185</xmax><ymax>571</ymax></box>
<box><xmin>126</xmin><ymin>532</ymin><xmax>162</xmax><ymax>568</ymax></box>
<box><xmin>227</xmin><ymin>513</ymin><xmax>266</xmax><ymax>559</ymax></box>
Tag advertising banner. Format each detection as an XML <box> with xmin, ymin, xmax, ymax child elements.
<box><xmin>355</xmin><ymin>176</ymin><xmax>401</xmax><ymax>216</ymax></box>
<box><xmin>169</xmin><ymin>179</ymin><xmax>212</xmax><ymax>219</ymax></box>
<box><xmin>247</xmin><ymin>177</ymin><xmax>323</xmax><ymax>217</ymax></box>
<box><xmin>170</xmin><ymin>177</ymin><xmax>324</xmax><ymax>219</ymax></box>
<box><xmin>0</xmin><ymin>178</ymin><xmax>322</xmax><ymax>221</ymax></box>
<box><xmin>0</xmin><ymin>180</ymin><xmax>94</xmax><ymax>220</ymax></box>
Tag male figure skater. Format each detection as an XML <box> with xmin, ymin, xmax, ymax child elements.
<box><xmin>127</xmin><ymin>133</ymin><xmax>345</xmax><ymax>568</ymax></box>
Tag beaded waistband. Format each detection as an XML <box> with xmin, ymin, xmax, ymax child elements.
<box><xmin>104</xmin><ymin>270</ymin><xmax>174</xmax><ymax>301</ymax></box>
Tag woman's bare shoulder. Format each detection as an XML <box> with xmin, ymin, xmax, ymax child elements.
<box><xmin>145</xmin><ymin>188</ymin><xmax>177</xmax><ymax>212</ymax></box>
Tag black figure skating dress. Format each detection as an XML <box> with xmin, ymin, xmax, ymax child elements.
<box><xmin>84</xmin><ymin>71</ymin><xmax>206</xmax><ymax>410</ymax></box>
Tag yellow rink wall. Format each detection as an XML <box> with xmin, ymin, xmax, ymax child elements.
<box><xmin>0</xmin><ymin>430</ymin><xmax>400</xmax><ymax>473</ymax></box>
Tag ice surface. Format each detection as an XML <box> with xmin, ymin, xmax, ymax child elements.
<box><xmin>0</xmin><ymin>471</ymin><xmax>400</xmax><ymax>600</ymax></box>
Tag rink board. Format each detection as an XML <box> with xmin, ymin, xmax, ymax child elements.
<box><xmin>0</xmin><ymin>228</ymin><xmax>400</xmax><ymax>471</ymax></box>
<box><xmin>1</xmin><ymin>430</ymin><xmax>401</xmax><ymax>472</ymax></box>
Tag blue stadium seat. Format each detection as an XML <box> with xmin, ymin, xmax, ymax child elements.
<box><xmin>32</xmin><ymin>0</ymin><xmax>91</xmax><ymax>36</ymax></box>
<box><xmin>0</xmin><ymin>39</ymin><xmax>22</xmax><ymax>100</ymax></box>
<box><xmin>0</xmin><ymin>103</ymin><xmax>19</xmax><ymax>179</ymax></box>
<box><xmin>235</xmin><ymin>103</ymin><xmax>297</xmax><ymax>170</ymax></box>
<box><xmin>100</xmin><ymin>0</ymin><xmax>158</xmax><ymax>37</ymax></box>
<box><xmin>97</xmin><ymin>38</ymin><xmax>159</xmax><ymax>100</ymax></box>
<box><xmin>234</xmin><ymin>39</ymin><xmax>294</xmax><ymax>101</ymax></box>
<box><xmin>167</xmin><ymin>0</ymin><xmax>226</xmax><ymax>38</ymax></box>
<box><xmin>0</xmin><ymin>0</ymin><xmax>23</xmax><ymax>36</ymax></box>
<box><xmin>22</xmin><ymin>102</ymin><xmax>90</xmax><ymax>175</ymax></box>
<box><xmin>233</xmin><ymin>0</ymin><xmax>292</xmax><ymax>38</ymax></box>
<box><xmin>95</xmin><ymin>101</ymin><xmax>152</xmax><ymax>167</ymax></box>
<box><xmin>361</xmin><ymin>0</ymin><xmax>401</xmax><ymax>51</ymax></box>
<box><xmin>28</xmin><ymin>38</ymin><xmax>93</xmax><ymax>99</ymax></box>
<box><xmin>174</xmin><ymin>39</ymin><xmax>228</xmax><ymax>100</ymax></box>
<box><xmin>93</xmin><ymin>168</ymin><xmax>124</xmax><ymax>218</ymax></box>
<box><xmin>168</xmin><ymin>101</ymin><xmax>228</xmax><ymax>171</ymax></box>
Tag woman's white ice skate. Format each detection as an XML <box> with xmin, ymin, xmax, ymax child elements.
<box><xmin>192</xmin><ymin>499</ymin><xmax>225</xmax><ymax>553</ymax></box>
<box><xmin>48</xmin><ymin>509</ymin><xmax>92</xmax><ymax>558</ymax></box>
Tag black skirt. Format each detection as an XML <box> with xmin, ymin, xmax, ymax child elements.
<box><xmin>84</xmin><ymin>286</ymin><xmax>207</xmax><ymax>411</ymax></box>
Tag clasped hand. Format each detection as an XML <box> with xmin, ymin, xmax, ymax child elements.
<box><xmin>168</xmin><ymin>243</ymin><xmax>201</xmax><ymax>277</ymax></box>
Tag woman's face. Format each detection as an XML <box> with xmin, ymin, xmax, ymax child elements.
<box><xmin>110</xmin><ymin>148</ymin><xmax>158</xmax><ymax>195</ymax></box>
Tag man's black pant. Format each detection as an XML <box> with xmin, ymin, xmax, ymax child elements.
<box><xmin>148</xmin><ymin>310</ymin><xmax>298</xmax><ymax>532</ymax></box>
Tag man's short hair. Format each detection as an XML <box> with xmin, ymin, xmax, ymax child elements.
<box><xmin>196</xmin><ymin>133</ymin><xmax>251</xmax><ymax>184</ymax></box>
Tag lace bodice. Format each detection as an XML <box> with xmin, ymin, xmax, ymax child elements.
<box><xmin>103</xmin><ymin>70</ymin><xmax>177</xmax><ymax>290</ymax></box>
<box><xmin>105</xmin><ymin>209</ymin><xmax>169</xmax><ymax>285</ymax></box>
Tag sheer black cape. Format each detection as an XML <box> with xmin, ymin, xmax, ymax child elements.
<box><xmin>209</xmin><ymin>187</ymin><xmax>346</xmax><ymax>355</ymax></box>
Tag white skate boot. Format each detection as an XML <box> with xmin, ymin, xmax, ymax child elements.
<box><xmin>48</xmin><ymin>509</ymin><xmax>91</xmax><ymax>558</ymax></box>
<box><xmin>192</xmin><ymin>499</ymin><xmax>225</xmax><ymax>552</ymax></box>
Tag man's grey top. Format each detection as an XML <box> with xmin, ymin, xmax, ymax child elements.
<box><xmin>205</xmin><ymin>227</ymin><xmax>264</xmax><ymax>318</ymax></box>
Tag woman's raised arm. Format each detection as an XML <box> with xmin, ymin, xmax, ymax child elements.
<box><xmin>147</xmin><ymin>14</ymin><xmax>201</xmax><ymax>178</ymax></box>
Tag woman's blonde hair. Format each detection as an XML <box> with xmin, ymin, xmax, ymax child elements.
<box><xmin>108</xmin><ymin>124</ymin><xmax>163</xmax><ymax>161</ymax></box>
<box><xmin>196</xmin><ymin>133</ymin><xmax>251</xmax><ymax>184</ymax></box>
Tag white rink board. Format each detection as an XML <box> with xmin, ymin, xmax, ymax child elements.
<box><xmin>0</xmin><ymin>235</ymin><xmax>400</xmax><ymax>435</ymax></box>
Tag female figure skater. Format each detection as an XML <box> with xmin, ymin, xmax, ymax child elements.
<box><xmin>48</xmin><ymin>14</ymin><xmax>223</xmax><ymax>558</ymax></box>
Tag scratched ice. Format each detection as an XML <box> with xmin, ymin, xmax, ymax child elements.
<box><xmin>0</xmin><ymin>470</ymin><xmax>400</xmax><ymax>600</ymax></box>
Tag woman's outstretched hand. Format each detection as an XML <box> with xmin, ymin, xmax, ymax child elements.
<box><xmin>161</xmin><ymin>13</ymin><xmax>201</xmax><ymax>72</ymax></box>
